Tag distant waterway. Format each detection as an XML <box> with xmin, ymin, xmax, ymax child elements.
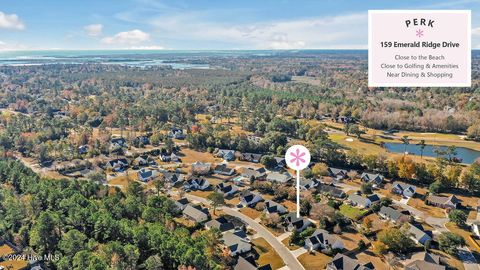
<box><xmin>384</xmin><ymin>142</ymin><xmax>480</xmax><ymax>164</ymax></box>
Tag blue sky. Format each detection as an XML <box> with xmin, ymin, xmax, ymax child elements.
<box><xmin>1</xmin><ymin>0</ymin><xmax>480</xmax><ymax>50</ymax></box>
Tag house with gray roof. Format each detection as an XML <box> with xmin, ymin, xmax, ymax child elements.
<box><xmin>347</xmin><ymin>193</ymin><xmax>380</xmax><ymax>208</ymax></box>
<box><xmin>391</xmin><ymin>181</ymin><xmax>417</xmax><ymax>197</ymax></box>
<box><xmin>239</xmin><ymin>191</ymin><xmax>263</xmax><ymax>207</ymax></box>
<box><xmin>214</xmin><ymin>164</ymin><xmax>236</xmax><ymax>176</ymax></box>
<box><xmin>138</xmin><ymin>168</ymin><xmax>158</xmax><ymax>182</ymax></box>
<box><xmin>184</xmin><ymin>176</ymin><xmax>210</xmax><ymax>190</ymax></box>
<box><xmin>408</xmin><ymin>223</ymin><xmax>432</xmax><ymax>246</ymax></box>
<box><xmin>406</xmin><ymin>252</ymin><xmax>445</xmax><ymax>270</ymax></box>
<box><xmin>216</xmin><ymin>183</ymin><xmax>239</xmax><ymax>197</ymax></box>
<box><xmin>426</xmin><ymin>195</ymin><xmax>460</xmax><ymax>209</ymax></box>
<box><xmin>174</xmin><ymin>198</ymin><xmax>189</xmax><ymax>211</ymax></box>
<box><xmin>205</xmin><ymin>216</ymin><xmax>235</xmax><ymax>232</ymax></box>
<box><xmin>234</xmin><ymin>256</ymin><xmax>272</xmax><ymax>270</ymax></box>
<box><xmin>222</xmin><ymin>230</ymin><xmax>252</xmax><ymax>256</ymax></box>
<box><xmin>266</xmin><ymin>172</ymin><xmax>292</xmax><ymax>184</ymax></box>
<box><xmin>284</xmin><ymin>213</ymin><xmax>313</xmax><ymax>232</ymax></box>
<box><xmin>328</xmin><ymin>167</ymin><xmax>348</xmax><ymax>179</ymax></box>
<box><xmin>360</xmin><ymin>173</ymin><xmax>384</xmax><ymax>186</ymax></box>
<box><xmin>316</xmin><ymin>184</ymin><xmax>346</xmax><ymax>198</ymax></box>
<box><xmin>216</xmin><ymin>149</ymin><xmax>236</xmax><ymax>161</ymax></box>
<box><xmin>274</xmin><ymin>157</ymin><xmax>286</xmax><ymax>168</ymax></box>
<box><xmin>182</xmin><ymin>205</ymin><xmax>210</xmax><ymax>223</ymax></box>
<box><xmin>239</xmin><ymin>153</ymin><xmax>263</xmax><ymax>163</ymax></box>
<box><xmin>379</xmin><ymin>206</ymin><xmax>409</xmax><ymax>223</ymax></box>
<box><xmin>327</xmin><ymin>254</ymin><xmax>374</xmax><ymax>270</ymax></box>
<box><xmin>241</xmin><ymin>167</ymin><xmax>267</xmax><ymax>180</ymax></box>
<box><xmin>300</xmin><ymin>178</ymin><xmax>320</xmax><ymax>190</ymax></box>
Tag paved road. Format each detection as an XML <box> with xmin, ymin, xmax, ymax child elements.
<box><xmin>185</xmin><ymin>193</ymin><xmax>306</xmax><ymax>270</ymax></box>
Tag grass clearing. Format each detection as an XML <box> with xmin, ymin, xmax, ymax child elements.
<box><xmin>0</xmin><ymin>259</ymin><xmax>29</xmax><ymax>270</ymax></box>
<box><xmin>298</xmin><ymin>251</ymin><xmax>332</xmax><ymax>270</ymax></box>
<box><xmin>239</xmin><ymin>207</ymin><xmax>262</xmax><ymax>220</ymax></box>
<box><xmin>339</xmin><ymin>204</ymin><xmax>368</xmax><ymax>221</ymax></box>
<box><xmin>445</xmin><ymin>222</ymin><xmax>480</xmax><ymax>256</ymax></box>
<box><xmin>189</xmin><ymin>190</ymin><xmax>213</xmax><ymax>199</ymax></box>
<box><xmin>407</xmin><ymin>197</ymin><xmax>446</xmax><ymax>218</ymax></box>
<box><xmin>281</xmin><ymin>237</ymin><xmax>300</xmax><ymax>251</ymax></box>
<box><xmin>178</xmin><ymin>148</ymin><xmax>219</xmax><ymax>164</ymax></box>
<box><xmin>252</xmin><ymin>237</ymin><xmax>285</xmax><ymax>269</ymax></box>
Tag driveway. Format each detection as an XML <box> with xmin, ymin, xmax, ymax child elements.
<box><xmin>186</xmin><ymin>193</ymin><xmax>306</xmax><ymax>270</ymax></box>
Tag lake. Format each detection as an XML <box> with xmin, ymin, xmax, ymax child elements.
<box><xmin>383</xmin><ymin>142</ymin><xmax>480</xmax><ymax>164</ymax></box>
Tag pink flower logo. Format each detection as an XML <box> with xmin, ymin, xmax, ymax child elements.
<box><xmin>416</xmin><ymin>29</ymin><xmax>424</xmax><ymax>38</ymax></box>
<box><xmin>290</xmin><ymin>148</ymin><xmax>306</xmax><ymax>167</ymax></box>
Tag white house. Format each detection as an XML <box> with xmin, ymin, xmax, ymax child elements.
<box><xmin>360</xmin><ymin>173</ymin><xmax>384</xmax><ymax>186</ymax></box>
<box><xmin>216</xmin><ymin>183</ymin><xmax>239</xmax><ymax>197</ymax></box>
<box><xmin>138</xmin><ymin>168</ymin><xmax>159</xmax><ymax>182</ymax></box>
<box><xmin>304</xmin><ymin>229</ymin><xmax>344</xmax><ymax>252</ymax></box>
<box><xmin>239</xmin><ymin>191</ymin><xmax>263</xmax><ymax>207</ymax></box>
<box><xmin>347</xmin><ymin>194</ymin><xmax>380</xmax><ymax>208</ymax></box>
<box><xmin>284</xmin><ymin>213</ymin><xmax>312</xmax><ymax>232</ymax></box>
<box><xmin>391</xmin><ymin>181</ymin><xmax>417</xmax><ymax>197</ymax></box>
<box><xmin>184</xmin><ymin>176</ymin><xmax>210</xmax><ymax>190</ymax></box>
<box><xmin>222</xmin><ymin>230</ymin><xmax>251</xmax><ymax>257</ymax></box>
<box><xmin>408</xmin><ymin>224</ymin><xmax>432</xmax><ymax>246</ymax></box>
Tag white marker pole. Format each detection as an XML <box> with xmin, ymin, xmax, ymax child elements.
<box><xmin>285</xmin><ymin>145</ymin><xmax>311</xmax><ymax>219</ymax></box>
<box><xmin>296</xmin><ymin>169</ymin><xmax>300</xmax><ymax>218</ymax></box>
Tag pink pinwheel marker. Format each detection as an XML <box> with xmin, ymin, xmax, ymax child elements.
<box><xmin>285</xmin><ymin>145</ymin><xmax>311</xmax><ymax>218</ymax></box>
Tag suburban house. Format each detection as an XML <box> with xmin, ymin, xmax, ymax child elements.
<box><xmin>263</xmin><ymin>200</ymin><xmax>287</xmax><ymax>215</ymax></box>
<box><xmin>169</xmin><ymin>127</ymin><xmax>185</xmax><ymax>139</ymax></box>
<box><xmin>213</xmin><ymin>164</ymin><xmax>236</xmax><ymax>176</ymax></box>
<box><xmin>134</xmin><ymin>135</ymin><xmax>150</xmax><ymax>146</ymax></box>
<box><xmin>347</xmin><ymin>194</ymin><xmax>380</xmax><ymax>208</ymax></box>
<box><xmin>266</xmin><ymin>172</ymin><xmax>292</xmax><ymax>184</ymax></box>
<box><xmin>133</xmin><ymin>155</ymin><xmax>149</xmax><ymax>166</ymax></box>
<box><xmin>170</xmin><ymin>153</ymin><xmax>180</xmax><ymax>162</ymax></box>
<box><xmin>379</xmin><ymin>206</ymin><xmax>409</xmax><ymax>223</ymax></box>
<box><xmin>300</xmin><ymin>178</ymin><xmax>320</xmax><ymax>190</ymax></box>
<box><xmin>182</xmin><ymin>205</ymin><xmax>210</xmax><ymax>223</ymax></box>
<box><xmin>138</xmin><ymin>168</ymin><xmax>159</xmax><ymax>182</ymax></box>
<box><xmin>205</xmin><ymin>216</ymin><xmax>235</xmax><ymax>232</ymax></box>
<box><xmin>426</xmin><ymin>195</ymin><xmax>461</xmax><ymax>209</ymax></box>
<box><xmin>78</xmin><ymin>145</ymin><xmax>89</xmax><ymax>154</ymax></box>
<box><xmin>405</xmin><ymin>252</ymin><xmax>445</xmax><ymax>270</ymax></box>
<box><xmin>316</xmin><ymin>184</ymin><xmax>346</xmax><ymax>199</ymax></box>
<box><xmin>240</xmin><ymin>167</ymin><xmax>267</xmax><ymax>180</ymax></box>
<box><xmin>110</xmin><ymin>137</ymin><xmax>127</xmax><ymax>148</ymax></box>
<box><xmin>163</xmin><ymin>172</ymin><xmax>184</xmax><ymax>186</ymax></box>
<box><xmin>222</xmin><ymin>230</ymin><xmax>252</xmax><ymax>256</ymax></box>
<box><xmin>191</xmin><ymin>161</ymin><xmax>211</xmax><ymax>175</ymax></box>
<box><xmin>304</xmin><ymin>229</ymin><xmax>344</xmax><ymax>252</ymax></box>
<box><xmin>159</xmin><ymin>153</ymin><xmax>172</xmax><ymax>162</ymax></box>
<box><xmin>391</xmin><ymin>181</ymin><xmax>417</xmax><ymax>197</ymax></box>
<box><xmin>408</xmin><ymin>224</ymin><xmax>432</xmax><ymax>246</ymax></box>
<box><xmin>106</xmin><ymin>158</ymin><xmax>129</xmax><ymax>172</ymax></box>
<box><xmin>274</xmin><ymin>157</ymin><xmax>286</xmax><ymax>168</ymax></box>
<box><xmin>174</xmin><ymin>198</ymin><xmax>189</xmax><ymax>211</ymax></box>
<box><xmin>239</xmin><ymin>153</ymin><xmax>263</xmax><ymax>163</ymax></box>
<box><xmin>216</xmin><ymin>183</ymin><xmax>239</xmax><ymax>197</ymax></box>
<box><xmin>234</xmin><ymin>256</ymin><xmax>272</xmax><ymax>270</ymax></box>
<box><xmin>239</xmin><ymin>191</ymin><xmax>263</xmax><ymax>207</ymax></box>
<box><xmin>216</xmin><ymin>149</ymin><xmax>236</xmax><ymax>161</ymax></box>
<box><xmin>327</xmin><ymin>167</ymin><xmax>348</xmax><ymax>180</ymax></box>
<box><xmin>472</xmin><ymin>221</ymin><xmax>480</xmax><ymax>237</ymax></box>
<box><xmin>184</xmin><ymin>176</ymin><xmax>210</xmax><ymax>191</ymax></box>
<box><xmin>327</xmin><ymin>254</ymin><xmax>374</xmax><ymax>270</ymax></box>
<box><xmin>284</xmin><ymin>213</ymin><xmax>313</xmax><ymax>232</ymax></box>
<box><xmin>360</xmin><ymin>173</ymin><xmax>384</xmax><ymax>186</ymax></box>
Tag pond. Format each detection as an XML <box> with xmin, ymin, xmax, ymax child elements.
<box><xmin>383</xmin><ymin>142</ymin><xmax>480</xmax><ymax>164</ymax></box>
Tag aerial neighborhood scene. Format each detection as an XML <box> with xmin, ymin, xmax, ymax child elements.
<box><xmin>0</xmin><ymin>1</ymin><xmax>480</xmax><ymax>270</ymax></box>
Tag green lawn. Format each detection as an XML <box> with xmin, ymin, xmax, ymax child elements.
<box><xmin>340</xmin><ymin>204</ymin><xmax>368</xmax><ymax>221</ymax></box>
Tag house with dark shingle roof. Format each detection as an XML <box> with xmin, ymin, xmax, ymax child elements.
<box><xmin>391</xmin><ymin>181</ymin><xmax>417</xmax><ymax>197</ymax></box>
<box><xmin>216</xmin><ymin>149</ymin><xmax>236</xmax><ymax>161</ymax></box>
<box><xmin>263</xmin><ymin>200</ymin><xmax>287</xmax><ymax>215</ymax></box>
<box><xmin>214</xmin><ymin>164</ymin><xmax>236</xmax><ymax>176</ymax></box>
<box><xmin>274</xmin><ymin>157</ymin><xmax>286</xmax><ymax>168</ymax></box>
<box><xmin>360</xmin><ymin>173</ymin><xmax>384</xmax><ymax>186</ymax></box>
<box><xmin>107</xmin><ymin>158</ymin><xmax>129</xmax><ymax>172</ymax></box>
<box><xmin>426</xmin><ymin>195</ymin><xmax>460</xmax><ymax>209</ymax></box>
<box><xmin>300</xmin><ymin>178</ymin><xmax>320</xmax><ymax>190</ymax></box>
<box><xmin>316</xmin><ymin>184</ymin><xmax>346</xmax><ymax>198</ymax></box>
<box><xmin>163</xmin><ymin>172</ymin><xmax>184</xmax><ymax>186</ymax></box>
<box><xmin>406</xmin><ymin>252</ymin><xmax>445</xmax><ymax>270</ymax></box>
<box><xmin>240</xmin><ymin>167</ymin><xmax>267</xmax><ymax>180</ymax></box>
<box><xmin>327</xmin><ymin>254</ymin><xmax>374</xmax><ymax>270</ymax></box>
<box><xmin>174</xmin><ymin>198</ymin><xmax>189</xmax><ymax>211</ymax></box>
<box><xmin>304</xmin><ymin>229</ymin><xmax>344</xmax><ymax>252</ymax></box>
<box><xmin>234</xmin><ymin>256</ymin><xmax>272</xmax><ymax>270</ymax></box>
<box><xmin>205</xmin><ymin>216</ymin><xmax>235</xmax><ymax>232</ymax></box>
<box><xmin>239</xmin><ymin>191</ymin><xmax>263</xmax><ymax>207</ymax></box>
<box><xmin>138</xmin><ymin>168</ymin><xmax>158</xmax><ymax>182</ymax></box>
<box><xmin>184</xmin><ymin>176</ymin><xmax>210</xmax><ymax>190</ymax></box>
<box><xmin>216</xmin><ymin>183</ymin><xmax>239</xmax><ymax>197</ymax></box>
<box><xmin>328</xmin><ymin>167</ymin><xmax>348</xmax><ymax>180</ymax></box>
<box><xmin>182</xmin><ymin>205</ymin><xmax>210</xmax><ymax>223</ymax></box>
<box><xmin>239</xmin><ymin>153</ymin><xmax>263</xmax><ymax>163</ymax></box>
<box><xmin>284</xmin><ymin>213</ymin><xmax>313</xmax><ymax>232</ymax></box>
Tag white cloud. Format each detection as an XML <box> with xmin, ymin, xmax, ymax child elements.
<box><xmin>0</xmin><ymin>40</ymin><xmax>28</xmax><ymax>51</ymax></box>
<box><xmin>147</xmin><ymin>12</ymin><xmax>367</xmax><ymax>49</ymax></box>
<box><xmin>101</xmin><ymin>29</ymin><xmax>150</xmax><ymax>45</ymax></box>
<box><xmin>84</xmin><ymin>24</ymin><xmax>103</xmax><ymax>36</ymax></box>
<box><xmin>0</xmin><ymin>11</ymin><xmax>25</xmax><ymax>30</ymax></box>
<box><xmin>128</xmin><ymin>45</ymin><xmax>165</xmax><ymax>50</ymax></box>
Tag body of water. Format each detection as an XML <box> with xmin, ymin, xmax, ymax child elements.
<box><xmin>384</xmin><ymin>142</ymin><xmax>480</xmax><ymax>164</ymax></box>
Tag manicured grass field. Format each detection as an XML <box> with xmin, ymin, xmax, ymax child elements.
<box><xmin>339</xmin><ymin>204</ymin><xmax>368</xmax><ymax>220</ymax></box>
<box><xmin>252</xmin><ymin>237</ymin><xmax>285</xmax><ymax>269</ymax></box>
